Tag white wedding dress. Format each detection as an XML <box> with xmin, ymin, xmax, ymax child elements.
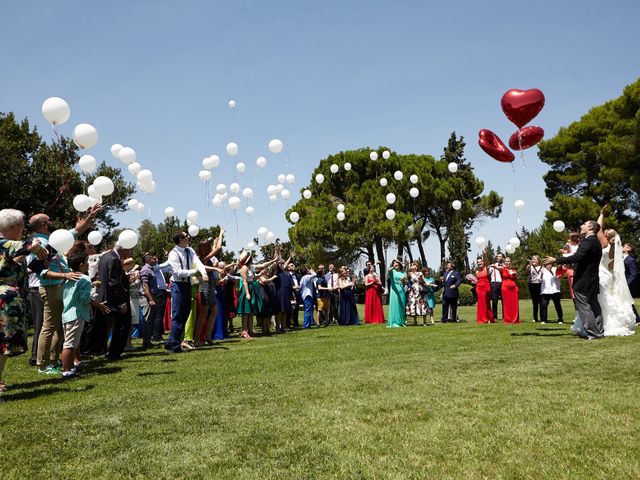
<box><xmin>572</xmin><ymin>235</ymin><xmax>636</xmax><ymax>337</ymax></box>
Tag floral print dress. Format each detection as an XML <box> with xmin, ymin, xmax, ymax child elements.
<box><xmin>405</xmin><ymin>271</ymin><xmax>430</xmax><ymax>316</ymax></box>
<box><xmin>0</xmin><ymin>238</ymin><xmax>29</xmax><ymax>356</ymax></box>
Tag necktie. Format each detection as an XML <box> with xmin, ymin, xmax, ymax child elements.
<box><xmin>330</xmin><ymin>275</ymin><xmax>334</xmax><ymax>288</ymax></box>
<box><xmin>185</xmin><ymin>248</ymin><xmax>191</xmax><ymax>270</ymax></box>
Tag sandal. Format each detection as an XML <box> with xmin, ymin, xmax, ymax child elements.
<box><xmin>0</xmin><ymin>382</ymin><xmax>7</xmax><ymax>392</ymax></box>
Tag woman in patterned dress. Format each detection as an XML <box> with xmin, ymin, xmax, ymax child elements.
<box><xmin>405</xmin><ymin>262</ymin><xmax>430</xmax><ymax>325</ymax></box>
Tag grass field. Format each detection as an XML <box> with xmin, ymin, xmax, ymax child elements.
<box><xmin>1</xmin><ymin>300</ymin><xmax>639</xmax><ymax>479</ymax></box>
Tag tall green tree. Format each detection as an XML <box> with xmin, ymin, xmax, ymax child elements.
<box><xmin>0</xmin><ymin>111</ymin><xmax>134</xmax><ymax>234</ymax></box>
<box><xmin>538</xmin><ymin>78</ymin><xmax>640</xmax><ymax>244</ymax></box>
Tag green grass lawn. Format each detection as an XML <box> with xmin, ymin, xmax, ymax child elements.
<box><xmin>2</xmin><ymin>299</ymin><xmax>639</xmax><ymax>479</ymax></box>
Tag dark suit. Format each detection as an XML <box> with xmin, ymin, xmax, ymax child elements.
<box><xmin>557</xmin><ymin>234</ymin><xmax>603</xmax><ymax>338</ymax></box>
<box><xmin>623</xmin><ymin>254</ymin><xmax>639</xmax><ymax>322</ymax></box>
<box><xmin>95</xmin><ymin>250</ymin><xmax>131</xmax><ymax>359</ymax></box>
<box><xmin>441</xmin><ymin>269</ymin><xmax>462</xmax><ymax>322</ymax></box>
<box><xmin>288</xmin><ymin>272</ymin><xmax>301</xmax><ymax>328</ymax></box>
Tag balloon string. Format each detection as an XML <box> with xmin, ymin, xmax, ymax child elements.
<box><xmin>518</xmin><ymin>129</ymin><xmax>525</xmax><ymax>167</ymax></box>
<box><xmin>284</xmin><ymin>149</ymin><xmax>290</xmax><ymax>167</ymax></box>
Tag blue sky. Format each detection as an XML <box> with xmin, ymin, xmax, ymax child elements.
<box><xmin>2</xmin><ymin>1</ymin><xmax>639</xmax><ymax>266</ymax></box>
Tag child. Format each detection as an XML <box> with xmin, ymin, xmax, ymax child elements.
<box><xmin>61</xmin><ymin>245</ymin><xmax>108</xmax><ymax>378</ymax></box>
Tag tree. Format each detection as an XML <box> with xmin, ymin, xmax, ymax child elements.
<box><xmin>0</xmin><ymin>111</ymin><xmax>134</xmax><ymax>235</ymax></box>
<box><xmin>538</xmin><ymin>78</ymin><xmax>640</xmax><ymax>244</ymax></box>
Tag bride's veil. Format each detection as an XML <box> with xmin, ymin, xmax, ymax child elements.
<box><xmin>613</xmin><ymin>234</ymin><xmax>634</xmax><ymax>305</ymax></box>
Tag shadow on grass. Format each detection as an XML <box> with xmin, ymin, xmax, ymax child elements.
<box><xmin>137</xmin><ymin>370</ymin><xmax>176</xmax><ymax>377</ymax></box>
<box><xmin>3</xmin><ymin>383</ymin><xmax>95</xmax><ymax>401</ymax></box>
<box><xmin>511</xmin><ymin>331</ymin><xmax>573</xmax><ymax>337</ymax></box>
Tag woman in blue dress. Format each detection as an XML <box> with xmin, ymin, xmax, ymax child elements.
<box><xmin>338</xmin><ymin>267</ymin><xmax>360</xmax><ymax>325</ymax></box>
<box><xmin>387</xmin><ymin>259</ymin><xmax>407</xmax><ymax>327</ymax></box>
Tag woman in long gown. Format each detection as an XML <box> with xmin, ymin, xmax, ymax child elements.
<box><xmin>338</xmin><ymin>267</ymin><xmax>359</xmax><ymax>325</ymax></box>
<box><xmin>236</xmin><ymin>251</ymin><xmax>278</xmax><ymax>339</ymax></box>
<box><xmin>495</xmin><ymin>258</ymin><xmax>520</xmax><ymax>324</ymax></box>
<box><xmin>473</xmin><ymin>255</ymin><xmax>494</xmax><ymax>324</ymax></box>
<box><xmin>274</xmin><ymin>256</ymin><xmax>293</xmax><ymax>333</ymax></box>
<box><xmin>405</xmin><ymin>262</ymin><xmax>430</xmax><ymax>326</ymax></box>
<box><xmin>422</xmin><ymin>267</ymin><xmax>437</xmax><ymax>324</ymax></box>
<box><xmin>364</xmin><ymin>265</ymin><xmax>384</xmax><ymax>324</ymax></box>
<box><xmin>387</xmin><ymin>259</ymin><xmax>407</xmax><ymax>328</ymax></box>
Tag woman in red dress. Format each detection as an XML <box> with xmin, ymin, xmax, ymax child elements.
<box><xmin>364</xmin><ymin>265</ymin><xmax>385</xmax><ymax>324</ymax></box>
<box><xmin>496</xmin><ymin>257</ymin><xmax>520</xmax><ymax>324</ymax></box>
<box><xmin>473</xmin><ymin>255</ymin><xmax>494</xmax><ymax>324</ymax></box>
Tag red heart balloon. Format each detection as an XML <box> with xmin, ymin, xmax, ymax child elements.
<box><xmin>501</xmin><ymin>89</ymin><xmax>545</xmax><ymax>128</ymax></box>
<box><xmin>478</xmin><ymin>129</ymin><xmax>515</xmax><ymax>163</ymax></box>
<box><xmin>508</xmin><ymin>126</ymin><xmax>544</xmax><ymax>150</ymax></box>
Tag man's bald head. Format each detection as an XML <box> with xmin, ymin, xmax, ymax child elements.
<box><xmin>29</xmin><ymin>213</ymin><xmax>51</xmax><ymax>233</ymax></box>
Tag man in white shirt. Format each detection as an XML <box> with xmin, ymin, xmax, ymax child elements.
<box><xmin>164</xmin><ymin>231</ymin><xmax>208</xmax><ymax>352</ymax></box>
<box><xmin>540</xmin><ymin>265</ymin><xmax>564</xmax><ymax>324</ymax></box>
<box><xmin>324</xmin><ymin>264</ymin><xmax>340</xmax><ymax>325</ymax></box>
<box><xmin>489</xmin><ymin>253</ymin><xmax>505</xmax><ymax>320</ymax></box>
<box><xmin>299</xmin><ymin>267</ymin><xmax>317</xmax><ymax>329</ymax></box>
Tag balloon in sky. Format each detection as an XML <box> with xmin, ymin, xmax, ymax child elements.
<box><xmin>188</xmin><ymin>225</ymin><xmax>200</xmax><ymax>237</ymax></box>
<box><xmin>236</xmin><ymin>162</ymin><xmax>246</xmax><ymax>174</ymax></box>
<box><xmin>385</xmin><ymin>209</ymin><xmax>396</xmax><ymax>220</ymax></box>
<box><xmin>409</xmin><ymin>174</ymin><xmax>418</xmax><ymax>184</ymax></box>
<box><xmin>229</xmin><ymin>183</ymin><xmax>240</xmax><ymax>194</ymax></box>
<box><xmin>198</xmin><ymin>170</ymin><xmax>212</xmax><ymax>182</ymax></box>
<box><xmin>330</xmin><ymin>164</ymin><xmax>339</xmax><ymax>174</ymax></box>
<box><xmin>87</xmin><ymin>231</ymin><xmax>103</xmax><ymax>246</ymax></box>
<box><xmin>281</xmin><ymin>189</ymin><xmax>290</xmax><ymax>199</ymax></box>
<box><xmin>386</xmin><ymin>193</ymin><xmax>396</xmax><ymax>204</ymax></box>
<box><xmin>337</xmin><ymin>203</ymin><xmax>345</xmax><ymax>212</ymax></box>
<box><xmin>448</xmin><ymin>162</ymin><xmax>458</xmax><ymax>173</ymax></box>
<box><xmin>42</xmin><ymin>97</ymin><xmax>70</xmax><ymax>125</ymax></box>
<box><xmin>202</xmin><ymin>156</ymin><xmax>216</xmax><ymax>169</ymax></box>
<box><xmin>290</xmin><ymin>212</ymin><xmax>300</xmax><ymax>223</ymax></box>
<box><xmin>118</xmin><ymin>230</ymin><xmax>139</xmax><ymax>249</ymax></box>
<box><xmin>514</xmin><ymin>199</ymin><xmax>525</xmax><ymax>211</ymax></box>
<box><xmin>379</xmin><ymin>178</ymin><xmax>388</xmax><ymax>187</ymax></box>
<box><xmin>128</xmin><ymin>162</ymin><xmax>142</xmax><ymax>175</ymax></box>
<box><xmin>452</xmin><ymin>200</ymin><xmax>462</xmax><ymax>210</ymax></box>
<box><xmin>49</xmin><ymin>229</ymin><xmax>75</xmax><ymax>253</ymax></box>
<box><xmin>242</xmin><ymin>187</ymin><xmax>254</xmax><ymax>199</ymax></box>
<box><xmin>336</xmin><ymin>212</ymin><xmax>345</xmax><ymax>222</ymax></box>
<box><xmin>277</xmin><ymin>173</ymin><xmax>286</xmax><ymax>184</ymax></box>
<box><xmin>245</xmin><ymin>206</ymin><xmax>254</xmax><ymax>216</ymax></box>
<box><xmin>216</xmin><ymin>184</ymin><xmax>227</xmax><ymax>194</ymax></box>
<box><xmin>111</xmin><ymin>144</ymin><xmax>123</xmax><ymax>159</ymax></box>
<box><xmin>474</xmin><ymin>237</ymin><xmax>486</xmax><ymax>248</ymax></box>
<box><xmin>509</xmin><ymin>237</ymin><xmax>521</xmax><ymax>248</ymax></box>
<box><xmin>211</xmin><ymin>196</ymin><xmax>222</xmax><ymax>208</ymax></box>
<box><xmin>508</xmin><ymin>126</ymin><xmax>545</xmax><ymax>150</ymax></box>
<box><xmin>72</xmin><ymin>123</ymin><xmax>98</xmax><ymax>149</ymax></box>
<box><xmin>370</xmin><ymin>151</ymin><xmax>378</xmax><ymax>161</ymax></box>
<box><xmin>72</xmin><ymin>194</ymin><xmax>91</xmax><ymax>212</ymax></box>
<box><xmin>256</xmin><ymin>156</ymin><xmax>267</xmax><ymax>168</ymax></box>
<box><xmin>394</xmin><ymin>171</ymin><xmax>403</xmax><ymax>181</ymax></box>
<box><xmin>478</xmin><ymin>129</ymin><xmax>515</xmax><ymax>163</ymax></box>
<box><xmin>315</xmin><ymin>174</ymin><xmax>325</xmax><ymax>184</ymax></box>
<box><xmin>164</xmin><ymin>207</ymin><xmax>175</xmax><ymax>218</ymax></box>
<box><xmin>228</xmin><ymin>99</ymin><xmax>236</xmax><ymax>109</ymax></box>
<box><xmin>344</xmin><ymin>163</ymin><xmax>352</xmax><ymax>171</ymax></box>
<box><xmin>187</xmin><ymin>210</ymin><xmax>198</xmax><ymax>223</ymax></box>
<box><xmin>93</xmin><ymin>176</ymin><xmax>114</xmax><ymax>196</ymax></box>
<box><xmin>553</xmin><ymin>220</ymin><xmax>565</xmax><ymax>232</ymax></box>
<box><xmin>382</xmin><ymin>150</ymin><xmax>390</xmax><ymax>160</ymax></box>
<box><xmin>78</xmin><ymin>155</ymin><xmax>96</xmax><ymax>173</ymax></box>
<box><xmin>226</xmin><ymin>142</ymin><xmax>239</xmax><ymax>156</ymax></box>
<box><xmin>303</xmin><ymin>189</ymin><xmax>312</xmax><ymax>199</ymax></box>
<box><xmin>119</xmin><ymin>147</ymin><xmax>136</xmax><ymax>165</ymax></box>
<box><xmin>409</xmin><ymin>187</ymin><xmax>419</xmax><ymax>198</ymax></box>
<box><xmin>258</xmin><ymin>227</ymin><xmax>268</xmax><ymax>238</ymax></box>
<box><xmin>268</xmin><ymin>139</ymin><xmax>284</xmax><ymax>154</ymax></box>
<box><xmin>505</xmin><ymin>243</ymin><xmax>516</xmax><ymax>254</ymax></box>
<box><xmin>228</xmin><ymin>196</ymin><xmax>241</xmax><ymax>210</ymax></box>
<box><xmin>501</xmin><ymin>88</ymin><xmax>545</xmax><ymax>128</ymax></box>
<box><xmin>286</xmin><ymin>174</ymin><xmax>295</xmax><ymax>184</ymax></box>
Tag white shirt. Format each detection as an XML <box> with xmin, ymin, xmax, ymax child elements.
<box><xmin>168</xmin><ymin>246</ymin><xmax>206</xmax><ymax>282</ymax></box>
<box><xmin>325</xmin><ymin>272</ymin><xmax>339</xmax><ymax>289</ymax></box>
<box><xmin>489</xmin><ymin>265</ymin><xmax>502</xmax><ymax>283</ymax></box>
<box><xmin>300</xmin><ymin>273</ymin><xmax>317</xmax><ymax>299</ymax></box>
<box><xmin>540</xmin><ymin>267</ymin><xmax>561</xmax><ymax>294</ymax></box>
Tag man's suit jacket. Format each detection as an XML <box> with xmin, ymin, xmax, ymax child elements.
<box><xmin>557</xmin><ymin>234</ymin><xmax>601</xmax><ymax>295</ymax></box>
<box><xmin>96</xmin><ymin>250</ymin><xmax>130</xmax><ymax>311</ymax></box>
<box><xmin>442</xmin><ymin>270</ymin><xmax>462</xmax><ymax>298</ymax></box>
<box><xmin>624</xmin><ymin>255</ymin><xmax>639</xmax><ymax>296</ymax></box>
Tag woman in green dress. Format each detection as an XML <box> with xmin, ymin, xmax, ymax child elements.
<box><xmin>387</xmin><ymin>258</ymin><xmax>407</xmax><ymax>328</ymax></box>
<box><xmin>236</xmin><ymin>251</ymin><xmax>278</xmax><ymax>339</ymax></box>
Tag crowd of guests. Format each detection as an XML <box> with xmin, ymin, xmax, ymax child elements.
<box><xmin>1</xmin><ymin>204</ymin><xmax>639</xmax><ymax>397</ymax></box>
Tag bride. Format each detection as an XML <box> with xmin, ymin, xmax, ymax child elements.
<box><xmin>573</xmin><ymin>208</ymin><xmax>636</xmax><ymax>337</ymax></box>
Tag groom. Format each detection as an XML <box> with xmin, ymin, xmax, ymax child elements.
<box><xmin>545</xmin><ymin>219</ymin><xmax>604</xmax><ymax>339</ymax></box>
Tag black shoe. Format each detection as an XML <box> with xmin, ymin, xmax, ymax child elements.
<box><xmin>28</xmin><ymin>356</ymin><xmax>37</xmax><ymax>366</ymax></box>
<box><xmin>171</xmin><ymin>347</ymin><xmax>183</xmax><ymax>353</ymax></box>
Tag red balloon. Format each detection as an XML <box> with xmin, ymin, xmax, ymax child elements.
<box><xmin>509</xmin><ymin>126</ymin><xmax>544</xmax><ymax>150</ymax></box>
<box><xmin>501</xmin><ymin>88</ymin><xmax>545</xmax><ymax>128</ymax></box>
<box><xmin>478</xmin><ymin>129</ymin><xmax>515</xmax><ymax>163</ymax></box>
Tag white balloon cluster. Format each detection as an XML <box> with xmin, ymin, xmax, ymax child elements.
<box><xmin>202</xmin><ymin>155</ymin><xmax>220</xmax><ymax>169</ymax></box>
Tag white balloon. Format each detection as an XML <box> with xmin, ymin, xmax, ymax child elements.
<box><xmin>127</xmin><ymin>198</ymin><xmax>139</xmax><ymax>210</ymax></box>
<box><xmin>514</xmin><ymin>199</ymin><xmax>525</xmax><ymax>211</ymax></box>
<box><xmin>128</xmin><ymin>162</ymin><xmax>142</xmax><ymax>175</ymax></box>
<box><xmin>382</xmin><ymin>150</ymin><xmax>391</xmax><ymax>160</ymax></box>
<box><xmin>509</xmin><ymin>237</ymin><xmax>521</xmax><ymax>248</ymax></box>
<box><xmin>281</xmin><ymin>189</ymin><xmax>291</xmax><ymax>199</ymax></box>
<box><xmin>553</xmin><ymin>220</ymin><xmax>566</xmax><ymax>233</ymax></box>
<box><xmin>268</xmin><ymin>139</ymin><xmax>284</xmax><ymax>154</ymax></box>
<box><xmin>186</xmin><ymin>219</ymin><xmax>193</xmax><ymax>226</ymax></box>
<box><xmin>410</xmin><ymin>187</ymin><xmax>419</xmax><ymax>198</ymax></box>
<box><xmin>269</xmin><ymin>194</ymin><xmax>278</xmax><ymax>202</ymax></box>
<box><xmin>330</xmin><ymin>164</ymin><xmax>339</xmax><ymax>174</ymax></box>
<box><xmin>385</xmin><ymin>209</ymin><xmax>396</xmax><ymax>220</ymax></box>
<box><xmin>41</xmin><ymin>97</ymin><xmax>70</xmax><ymax>125</ymax></box>
<box><xmin>336</xmin><ymin>212</ymin><xmax>345</xmax><ymax>221</ymax></box>
<box><xmin>164</xmin><ymin>207</ymin><xmax>175</xmax><ymax>218</ymax></box>
<box><xmin>370</xmin><ymin>151</ymin><xmax>378</xmax><ymax>161</ymax></box>
<box><xmin>187</xmin><ymin>210</ymin><xmax>199</xmax><ymax>222</ymax></box>
<box><xmin>211</xmin><ymin>196</ymin><xmax>222</xmax><ymax>208</ymax></box>
<box><xmin>379</xmin><ymin>178</ymin><xmax>388</xmax><ymax>187</ymax></box>
<box><xmin>258</xmin><ymin>227</ymin><xmax>268</xmax><ymax>239</ymax></box>
<box><xmin>290</xmin><ymin>212</ymin><xmax>300</xmax><ymax>223</ymax></box>
<box><xmin>247</xmin><ymin>241</ymin><xmax>256</xmax><ymax>249</ymax></box>
<box><xmin>137</xmin><ymin>169</ymin><xmax>153</xmax><ymax>184</ymax></box>
<box><xmin>226</xmin><ymin>142</ymin><xmax>239</xmax><ymax>156</ymax></box>
<box><xmin>118</xmin><ymin>230</ymin><xmax>139</xmax><ymax>249</ymax></box>
<box><xmin>286</xmin><ymin>174</ymin><xmax>295</xmax><ymax>184</ymax></box>
<box><xmin>118</xmin><ymin>147</ymin><xmax>136</xmax><ymax>165</ymax></box>
<box><xmin>242</xmin><ymin>187</ymin><xmax>254</xmax><ymax>199</ymax></box>
<box><xmin>87</xmin><ymin>196</ymin><xmax>101</xmax><ymax>208</ymax></box>
<box><xmin>452</xmin><ymin>200</ymin><xmax>462</xmax><ymax>210</ymax></box>
<box><xmin>230</xmin><ymin>182</ymin><xmax>240</xmax><ymax>194</ymax></box>
<box><xmin>344</xmin><ymin>163</ymin><xmax>352</xmax><ymax>171</ymax></box>
<box><xmin>256</xmin><ymin>156</ymin><xmax>267</xmax><ymax>168</ymax></box>
<box><xmin>505</xmin><ymin>244</ymin><xmax>516</xmax><ymax>254</ymax></box>
<box><xmin>337</xmin><ymin>203</ymin><xmax>345</xmax><ymax>212</ymax></box>
<box><xmin>267</xmin><ymin>185</ymin><xmax>277</xmax><ymax>195</ymax></box>
<box><xmin>277</xmin><ymin>174</ymin><xmax>286</xmax><ymax>184</ymax></box>
<box><xmin>448</xmin><ymin>162</ymin><xmax>459</xmax><ymax>173</ymax></box>
<box><xmin>315</xmin><ymin>174</ymin><xmax>325</xmax><ymax>184</ymax></box>
<box><xmin>393</xmin><ymin>171</ymin><xmax>404</xmax><ymax>181</ymax></box>
<box><xmin>236</xmin><ymin>162</ymin><xmax>246</xmax><ymax>174</ymax></box>
<box><xmin>210</xmin><ymin>155</ymin><xmax>221</xmax><ymax>168</ymax></box>
<box><xmin>245</xmin><ymin>206</ymin><xmax>255</xmax><ymax>216</ymax></box>
<box><xmin>144</xmin><ymin>180</ymin><xmax>157</xmax><ymax>194</ymax></box>
<box><xmin>73</xmin><ymin>194</ymin><xmax>91</xmax><ymax>212</ymax></box>
<box><xmin>202</xmin><ymin>156</ymin><xmax>215</xmax><ymax>169</ymax></box>
<box><xmin>93</xmin><ymin>176</ymin><xmax>114</xmax><ymax>196</ymax></box>
<box><xmin>136</xmin><ymin>201</ymin><xmax>145</xmax><ymax>213</ymax></box>
<box><xmin>386</xmin><ymin>193</ymin><xmax>396</xmax><ymax>205</ymax></box>
<box><xmin>228</xmin><ymin>196</ymin><xmax>241</xmax><ymax>210</ymax></box>
<box><xmin>266</xmin><ymin>231</ymin><xmax>276</xmax><ymax>243</ymax></box>
<box><xmin>276</xmin><ymin>184</ymin><xmax>284</xmax><ymax>193</ymax></box>
<box><xmin>188</xmin><ymin>225</ymin><xmax>200</xmax><ymax>237</ymax></box>
<box><xmin>303</xmin><ymin>189</ymin><xmax>312</xmax><ymax>199</ymax></box>
<box><xmin>216</xmin><ymin>184</ymin><xmax>227</xmax><ymax>194</ymax></box>
<box><xmin>49</xmin><ymin>229</ymin><xmax>75</xmax><ymax>253</ymax></box>
<box><xmin>220</xmin><ymin>192</ymin><xmax>228</xmax><ymax>201</ymax></box>
<box><xmin>228</xmin><ymin>99</ymin><xmax>236</xmax><ymax>109</ymax></box>
<box><xmin>475</xmin><ymin>237</ymin><xmax>486</xmax><ymax>248</ymax></box>
<box><xmin>78</xmin><ymin>155</ymin><xmax>97</xmax><ymax>173</ymax></box>
<box><xmin>409</xmin><ymin>174</ymin><xmax>419</xmax><ymax>184</ymax></box>
<box><xmin>198</xmin><ymin>170</ymin><xmax>212</xmax><ymax>182</ymax></box>
<box><xmin>87</xmin><ymin>231</ymin><xmax>103</xmax><ymax>246</ymax></box>
<box><xmin>111</xmin><ymin>144</ymin><xmax>123</xmax><ymax>159</ymax></box>
<box><xmin>87</xmin><ymin>185</ymin><xmax>98</xmax><ymax>198</ymax></box>
<box><xmin>72</xmin><ymin>123</ymin><xmax>98</xmax><ymax>149</ymax></box>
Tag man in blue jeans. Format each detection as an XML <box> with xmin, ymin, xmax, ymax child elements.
<box><xmin>299</xmin><ymin>267</ymin><xmax>317</xmax><ymax>329</ymax></box>
<box><xmin>164</xmin><ymin>231</ymin><xmax>208</xmax><ymax>352</ymax></box>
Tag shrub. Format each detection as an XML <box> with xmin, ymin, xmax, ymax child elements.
<box><xmin>458</xmin><ymin>283</ymin><xmax>477</xmax><ymax>306</ymax></box>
